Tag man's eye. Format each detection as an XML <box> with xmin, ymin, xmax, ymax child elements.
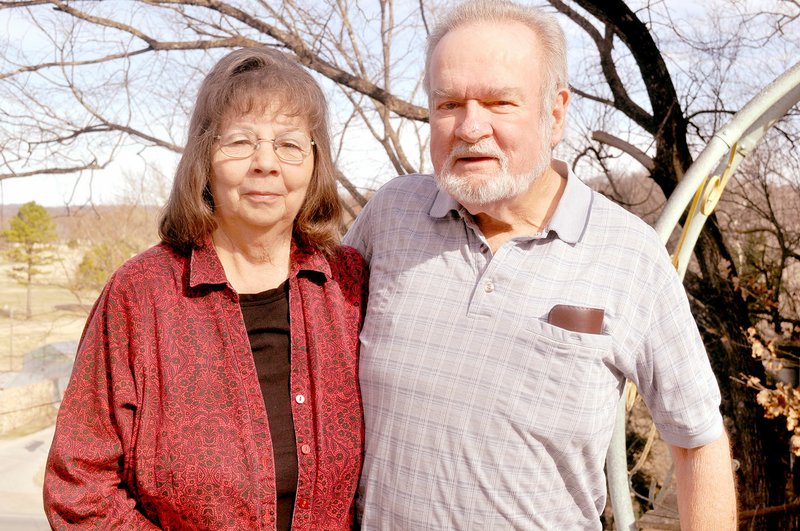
<box><xmin>438</xmin><ymin>101</ymin><xmax>459</xmax><ymax>111</ymax></box>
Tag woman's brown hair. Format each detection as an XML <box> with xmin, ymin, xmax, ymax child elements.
<box><xmin>159</xmin><ymin>47</ymin><xmax>341</xmax><ymax>254</ymax></box>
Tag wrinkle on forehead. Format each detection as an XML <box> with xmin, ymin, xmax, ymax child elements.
<box><xmin>221</xmin><ymin>111</ymin><xmax>309</xmax><ymax>134</ymax></box>
<box><xmin>431</xmin><ymin>86</ymin><xmax>525</xmax><ymax>101</ymax></box>
<box><xmin>214</xmin><ymin>84</ymin><xmax>319</xmax><ymax>136</ymax></box>
<box><xmin>428</xmin><ymin>21</ymin><xmax>542</xmax><ymax>101</ymax></box>
<box><xmin>224</xmin><ymin>90</ymin><xmax>300</xmax><ymax>122</ymax></box>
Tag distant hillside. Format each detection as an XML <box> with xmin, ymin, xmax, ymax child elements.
<box><xmin>0</xmin><ymin>203</ymin><xmax>163</xmax><ymax>243</ymax></box>
<box><xmin>2</xmin><ymin>189</ymin><xmax>369</xmax><ymax>241</ymax></box>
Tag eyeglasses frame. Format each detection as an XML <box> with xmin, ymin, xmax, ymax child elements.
<box><xmin>214</xmin><ymin>131</ymin><xmax>315</xmax><ymax>164</ymax></box>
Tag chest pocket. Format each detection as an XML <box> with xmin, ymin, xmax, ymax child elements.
<box><xmin>501</xmin><ymin>318</ymin><xmax>621</xmax><ymax>449</ymax></box>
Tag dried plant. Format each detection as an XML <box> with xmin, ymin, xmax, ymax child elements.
<box><xmin>744</xmin><ymin>327</ymin><xmax>800</xmax><ymax>456</ymax></box>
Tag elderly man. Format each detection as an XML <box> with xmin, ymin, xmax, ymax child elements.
<box><xmin>344</xmin><ymin>1</ymin><xmax>737</xmax><ymax>529</ymax></box>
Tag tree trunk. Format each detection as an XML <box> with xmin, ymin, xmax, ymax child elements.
<box><xmin>567</xmin><ymin>0</ymin><xmax>799</xmax><ymax>523</ymax></box>
<box><xmin>689</xmin><ymin>231</ymin><xmax>798</xmax><ymax>530</ymax></box>
<box><xmin>25</xmin><ymin>265</ymin><xmax>32</xmax><ymax>320</ymax></box>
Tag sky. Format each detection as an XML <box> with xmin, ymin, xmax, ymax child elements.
<box><xmin>0</xmin><ymin>1</ymin><xmax>418</xmax><ymax>208</ymax></box>
<box><xmin>1</xmin><ymin>0</ymin><xmax>795</xmax><ymax>207</ymax></box>
<box><xmin>0</xmin><ymin>131</ymin><xmax>396</xmax><ymax>207</ymax></box>
<box><xmin>0</xmin><ymin>152</ymin><xmax>164</xmax><ymax>207</ymax></box>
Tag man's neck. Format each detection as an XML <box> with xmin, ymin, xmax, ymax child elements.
<box><xmin>465</xmin><ymin>166</ymin><xmax>566</xmax><ymax>253</ymax></box>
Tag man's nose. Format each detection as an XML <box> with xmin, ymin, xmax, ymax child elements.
<box><xmin>455</xmin><ymin>101</ymin><xmax>491</xmax><ymax>142</ymax></box>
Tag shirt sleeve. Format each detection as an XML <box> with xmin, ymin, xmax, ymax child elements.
<box><xmin>343</xmin><ymin>200</ymin><xmax>373</xmax><ymax>263</ymax></box>
<box><xmin>43</xmin><ymin>270</ymin><xmax>159</xmax><ymax>529</ymax></box>
<box><xmin>632</xmin><ymin>266</ymin><xmax>724</xmax><ymax>449</ymax></box>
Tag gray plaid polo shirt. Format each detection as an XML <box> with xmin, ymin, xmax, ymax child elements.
<box><xmin>344</xmin><ymin>160</ymin><xmax>723</xmax><ymax>530</ymax></box>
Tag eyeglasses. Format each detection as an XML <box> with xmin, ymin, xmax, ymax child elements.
<box><xmin>215</xmin><ymin>130</ymin><xmax>315</xmax><ymax>164</ymax></box>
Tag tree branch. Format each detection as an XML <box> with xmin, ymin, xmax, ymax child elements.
<box><xmin>591</xmin><ymin>130</ymin><xmax>654</xmax><ymax>171</ymax></box>
<box><xmin>149</xmin><ymin>0</ymin><xmax>428</xmax><ymax>121</ymax></box>
<box><xmin>548</xmin><ymin>0</ymin><xmax>653</xmax><ymax>130</ymax></box>
<box><xmin>1</xmin><ymin>160</ymin><xmax>105</xmax><ymax>180</ymax></box>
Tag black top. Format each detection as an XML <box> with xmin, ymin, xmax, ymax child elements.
<box><xmin>239</xmin><ymin>281</ymin><xmax>297</xmax><ymax>531</ymax></box>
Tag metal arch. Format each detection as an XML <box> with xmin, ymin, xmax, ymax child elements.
<box><xmin>607</xmin><ymin>60</ymin><xmax>800</xmax><ymax>530</ymax></box>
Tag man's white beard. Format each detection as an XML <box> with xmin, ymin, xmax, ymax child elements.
<box><xmin>435</xmin><ymin>137</ymin><xmax>552</xmax><ymax>207</ymax></box>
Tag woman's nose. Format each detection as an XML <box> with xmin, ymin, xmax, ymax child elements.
<box><xmin>250</xmin><ymin>140</ymin><xmax>280</xmax><ymax>174</ymax></box>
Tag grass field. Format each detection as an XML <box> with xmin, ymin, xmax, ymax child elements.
<box><xmin>0</xmin><ymin>248</ymin><xmax>97</xmax><ymax>372</ymax></box>
<box><xmin>0</xmin><ymin>248</ymin><xmax>99</xmax><ymax>521</ymax></box>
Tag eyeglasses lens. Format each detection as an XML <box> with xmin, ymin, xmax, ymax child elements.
<box><xmin>218</xmin><ymin>132</ymin><xmax>313</xmax><ymax>163</ymax></box>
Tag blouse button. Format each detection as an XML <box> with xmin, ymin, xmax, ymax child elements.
<box><xmin>295</xmin><ymin>394</ymin><xmax>305</xmax><ymax>404</ymax></box>
<box><xmin>484</xmin><ymin>280</ymin><xmax>495</xmax><ymax>293</ymax></box>
<box><xmin>301</xmin><ymin>444</ymin><xmax>311</xmax><ymax>454</ymax></box>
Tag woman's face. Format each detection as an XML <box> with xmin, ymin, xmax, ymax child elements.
<box><xmin>210</xmin><ymin>110</ymin><xmax>314</xmax><ymax>239</ymax></box>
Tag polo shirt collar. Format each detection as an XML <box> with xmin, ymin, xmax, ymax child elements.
<box><xmin>428</xmin><ymin>158</ymin><xmax>592</xmax><ymax>244</ymax></box>
<box><xmin>547</xmin><ymin>159</ymin><xmax>592</xmax><ymax>244</ymax></box>
<box><xmin>429</xmin><ymin>182</ymin><xmax>460</xmax><ymax>219</ymax></box>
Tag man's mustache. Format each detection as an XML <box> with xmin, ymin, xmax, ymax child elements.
<box><xmin>445</xmin><ymin>140</ymin><xmax>507</xmax><ymax>168</ymax></box>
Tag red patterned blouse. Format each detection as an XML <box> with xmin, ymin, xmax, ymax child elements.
<box><xmin>44</xmin><ymin>240</ymin><xmax>367</xmax><ymax>530</ymax></box>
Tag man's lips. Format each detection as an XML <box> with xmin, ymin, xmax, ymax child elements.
<box><xmin>454</xmin><ymin>155</ymin><xmax>497</xmax><ymax>165</ymax></box>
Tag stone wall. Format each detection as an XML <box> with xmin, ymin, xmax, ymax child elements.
<box><xmin>0</xmin><ymin>379</ymin><xmax>59</xmax><ymax>436</ymax></box>
<box><xmin>0</xmin><ymin>354</ymin><xmax>23</xmax><ymax>372</ymax></box>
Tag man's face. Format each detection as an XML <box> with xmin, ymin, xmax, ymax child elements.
<box><xmin>428</xmin><ymin>21</ymin><xmax>567</xmax><ymax>208</ymax></box>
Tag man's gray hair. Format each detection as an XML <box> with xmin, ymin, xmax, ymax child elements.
<box><xmin>424</xmin><ymin>0</ymin><xmax>568</xmax><ymax>106</ymax></box>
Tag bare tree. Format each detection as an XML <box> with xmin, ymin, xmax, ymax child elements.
<box><xmin>2</xmin><ymin>0</ymin><xmax>800</xmax><ymax>527</ymax></box>
<box><xmin>719</xmin><ymin>143</ymin><xmax>800</xmax><ymax>333</ymax></box>
<box><xmin>551</xmin><ymin>1</ymin><xmax>800</xmax><ymax>527</ymax></box>
<box><xmin>0</xmin><ymin>0</ymin><xmax>431</xmax><ymax>206</ymax></box>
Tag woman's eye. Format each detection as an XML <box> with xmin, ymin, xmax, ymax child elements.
<box><xmin>220</xmin><ymin>132</ymin><xmax>254</xmax><ymax>144</ymax></box>
<box><xmin>276</xmin><ymin>140</ymin><xmax>302</xmax><ymax>150</ymax></box>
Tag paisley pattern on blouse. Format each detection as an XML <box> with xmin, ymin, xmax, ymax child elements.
<box><xmin>44</xmin><ymin>240</ymin><xmax>367</xmax><ymax>530</ymax></box>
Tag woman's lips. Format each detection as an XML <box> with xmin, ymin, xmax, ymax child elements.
<box><xmin>243</xmin><ymin>191</ymin><xmax>282</xmax><ymax>202</ymax></box>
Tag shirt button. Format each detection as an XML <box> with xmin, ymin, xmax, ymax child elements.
<box><xmin>297</xmin><ymin>498</ymin><xmax>310</xmax><ymax>509</ymax></box>
<box><xmin>480</xmin><ymin>244</ymin><xmax>489</xmax><ymax>253</ymax></box>
<box><xmin>484</xmin><ymin>280</ymin><xmax>494</xmax><ymax>293</ymax></box>
<box><xmin>295</xmin><ymin>394</ymin><xmax>305</xmax><ymax>404</ymax></box>
<box><xmin>301</xmin><ymin>444</ymin><xmax>311</xmax><ymax>454</ymax></box>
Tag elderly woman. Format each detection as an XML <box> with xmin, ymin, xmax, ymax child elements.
<box><xmin>44</xmin><ymin>48</ymin><xmax>366</xmax><ymax>530</ymax></box>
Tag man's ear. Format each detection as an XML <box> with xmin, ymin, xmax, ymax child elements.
<box><xmin>549</xmin><ymin>88</ymin><xmax>570</xmax><ymax>147</ymax></box>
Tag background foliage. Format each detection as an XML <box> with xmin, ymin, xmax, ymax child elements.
<box><xmin>1</xmin><ymin>1</ymin><xmax>799</xmax><ymax>527</ymax></box>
